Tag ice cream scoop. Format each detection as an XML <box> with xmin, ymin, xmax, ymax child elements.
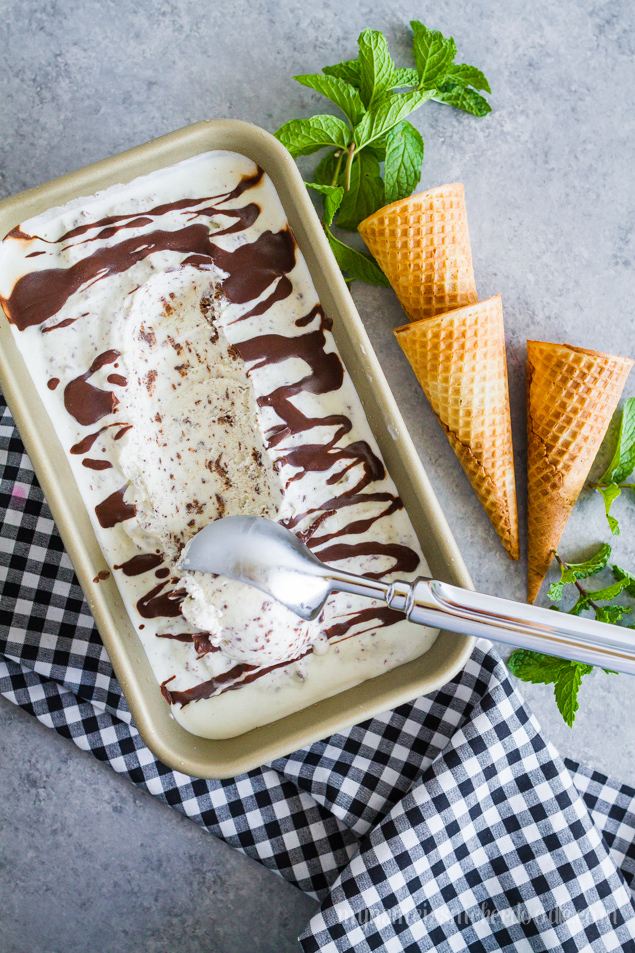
<box><xmin>182</xmin><ymin>516</ymin><xmax>635</xmax><ymax>676</ymax></box>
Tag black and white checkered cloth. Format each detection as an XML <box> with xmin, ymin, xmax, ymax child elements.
<box><xmin>2</xmin><ymin>391</ymin><xmax>635</xmax><ymax>952</ymax></box>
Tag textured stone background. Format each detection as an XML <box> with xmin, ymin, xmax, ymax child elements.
<box><xmin>0</xmin><ymin>0</ymin><xmax>634</xmax><ymax>949</ymax></box>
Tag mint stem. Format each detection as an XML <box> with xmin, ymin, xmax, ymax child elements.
<box><xmin>554</xmin><ymin>551</ymin><xmax>601</xmax><ymax>613</ymax></box>
<box><xmin>330</xmin><ymin>150</ymin><xmax>345</xmax><ymax>187</ymax></box>
<box><xmin>589</xmin><ymin>482</ymin><xmax>634</xmax><ymax>489</ymax></box>
<box><xmin>343</xmin><ymin>142</ymin><xmax>356</xmax><ymax>191</ymax></box>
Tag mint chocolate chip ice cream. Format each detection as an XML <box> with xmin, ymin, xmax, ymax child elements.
<box><xmin>0</xmin><ymin>151</ymin><xmax>438</xmax><ymax>738</ymax></box>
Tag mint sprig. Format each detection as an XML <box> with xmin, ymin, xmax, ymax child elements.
<box><xmin>508</xmin><ymin>651</ymin><xmax>593</xmax><ymax>728</ymax></box>
<box><xmin>548</xmin><ymin>547</ymin><xmax>631</xmax><ymax>620</ymax></box>
<box><xmin>509</xmin><ymin>544</ymin><xmax>631</xmax><ymax>726</ymax></box>
<box><xmin>589</xmin><ymin>398</ymin><xmax>635</xmax><ymax>535</ymax></box>
<box><xmin>275</xmin><ymin>21</ymin><xmax>490</xmax><ymax>284</ymax></box>
<box><xmin>546</xmin><ymin>543</ymin><xmax>611</xmax><ymax>601</ymax></box>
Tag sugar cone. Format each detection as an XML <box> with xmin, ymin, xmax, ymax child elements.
<box><xmin>395</xmin><ymin>295</ymin><xmax>519</xmax><ymax>560</ymax></box>
<box><xmin>358</xmin><ymin>184</ymin><xmax>477</xmax><ymax>321</ymax></box>
<box><xmin>526</xmin><ymin>341</ymin><xmax>633</xmax><ymax>603</ymax></box>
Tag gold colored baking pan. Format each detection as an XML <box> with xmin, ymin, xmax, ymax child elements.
<box><xmin>0</xmin><ymin>120</ymin><xmax>475</xmax><ymax>778</ymax></box>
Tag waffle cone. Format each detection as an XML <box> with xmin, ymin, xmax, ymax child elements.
<box><xmin>358</xmin><ymin>184</ymin><xmax>477</xmax><ymax>321</ymax></box>
<box><xmin>395</xmin><ymin>295</ymin><xmax>519</xmax><ymax>559</ymax></box>
<box><xmin>526</xmin><ymin>341</ymin><xmax>633</xmax><ymax>603</ymax></box>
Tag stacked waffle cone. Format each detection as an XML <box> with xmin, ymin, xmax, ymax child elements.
<box><xmin>359</xmin><ymin>184</ymin><xmax>477</xmax><ymax>321</ymax></box>
<box><xmin>359</xmin><ymin>186</ymin><xmax>520</xmax><ymax>561</ymax></box>
<box><xmin>394</xmin><ymin>295</ymin><xmax>519</xmax><ymax>560</ymax></box>
<box><xmin>526</xmin><ymin>342</ymin><xmax>633</xmax><ymax>603</ymax></box>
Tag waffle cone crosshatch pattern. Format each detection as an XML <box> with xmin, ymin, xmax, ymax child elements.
<box><xmin>358</xmin><ymin>184</ymin><xmax>478</xmax><ymax>322</ymax></box>
<box><xmin>526</xmin><ymin>341</ymin><xmax>633</xmax><ymax>603</ymax></box>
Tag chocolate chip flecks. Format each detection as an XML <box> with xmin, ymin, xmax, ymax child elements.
<box><xmin>138</xmin><ymin>325</ymin><xmax>157</xmax><ymax>346</ymax></box>
<box><xmin>145</xmin><ymin>368</ymin><xmax>158</xmax><ymax>394</ymax></box>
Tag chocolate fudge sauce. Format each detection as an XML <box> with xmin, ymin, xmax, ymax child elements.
<box><xmin>94</xmin><ymin>485</ymin><xmax>136</xmax><ymax>528</ymax></box>
<box><xmin>64</xmin><ymin>350</ymin><xmax>120</xmax><ymax>426</ymax></box>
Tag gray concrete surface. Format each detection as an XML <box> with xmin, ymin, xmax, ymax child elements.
<box><xmin>1</xmin><ymin>0</ymin><xmax>634</xmax><ymax>949</ymax></box>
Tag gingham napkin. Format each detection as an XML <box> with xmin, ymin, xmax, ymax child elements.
<box><xmin>2</xmin><ymin>392</ymin><xmax>635</xmax><ymax>952</ymax></box>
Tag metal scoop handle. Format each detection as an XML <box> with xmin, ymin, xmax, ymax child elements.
<box><xmin>182</xmin><ymin>517</ymin><xmax>635</xmax><ymax>675</ymax></box>
<box><xmin>341</xmin><ymin>574</ymin><xmax>635</xmax><ymax>675</ymax></box>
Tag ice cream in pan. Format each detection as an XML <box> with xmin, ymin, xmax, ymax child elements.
<box><xmin>0</xmin><ymin>151</ymin><xmax>438</xmax><ymax>738</ymax></box>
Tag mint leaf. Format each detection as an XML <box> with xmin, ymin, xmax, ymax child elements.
<box><xmin>354</xmin><ymin>89</ymin><xmax>432</xmax><ymax>148</ymax></box>
<box><xmin>324</xmin><ymin>226</ymin><xmax>389</xmax><ymax>286</ymax></box>
<box><xmin>598</xmin><ymin>397</ymin><xmax>635</xmax><ymax>485</ymax></box>
<box><xmin>306</xmin><ymin>183</ymin><xmax>345</xmax><ymax>226</ymax></box>
<box><xmin>367</xmin><ymin>141</ymin><xmax>387</xmax><ymax>162</ymax></box>
<box><xmin>554</xmin><ymin>663</ymin><xmax>591</xmax><ymax>727</ymax></box>
<box><xmin>595</xmin><ymin>605</ymin><xmax>631</xmax><ymax>624</ymax></box>
<box><xmin>411</xmin><ymin>20</ymin><xmax>457</xmax><ymax>90</ymax></box>
<box><xmin>357</xmin><ymin>29</ymin><xmax>395</xmax><ymax>109</ymax></box>
<box><xmin>598</xmin><ymin>483</ymin><xmax>621</xmax><ymax>535</ymax></box>
<box><xmin>293</xmin><ymin>74</ymin><xmax>365</xmax><ymax>125</ymax></box>
<box><xmin>336</xmin><ymin>151</ymin><xmax>385</xmax><ymax>231</ymax></box>
<box><xmin>565</xmin><ymin>543</ymin><xmax>612</xmax><ymax>579</ymax></box>
<box><xmin>432</xmin><ymin>81</ymin><xmax>491</xmax><ymax>117</ymax></box>
<box><xmin>446</xmin><ymin>62</ymin><xmax>491</xmax><ymax>93</ymax></box>
<box><xmin>547</xmin><ymin>583</ymin><xmax>565</xmax><ymax>601</ymax></box>
<box><xmin>507</xmin><ymin>649</ymin><xmax>568</xmax><ymax>685</ymax></box>
<box><xmin>323</xmin><ymin>58</ymin><xmax>361</xmax><ymax>87</ymax></box>
<box><xmin>569</xmin><ymin>597</ymin><xmax>589</xmax><ymax>616</ymax></box>
<box><xmin>384</xmin><ymin>120</ymin><xmax>424</xmax><ymax>204</ymax></box>
<box><xmin>584</xmin><ymin>578</ymin><xmax>631</xmax><ymax>602</ymax></box>
<box><xmin>392</xmin><ymin>67</ymin><xmax>419</xmax><ymax>88</ymax></box>
<box><xmin>611</xmin><ymin>564</ymin><xmax>635</xmax><ymax>598</ymax></box>
<box><xmin>274</xmin><ymin>115</ymin><xmax>350</xmax><ymax>157</ymax></box>
<box><xmin>567</xmin><ymin>577</ymin><xmax>631</xmax><ymax>616</ymax></box>
<box><xmin>547</xmin><ymin>568</ymin><xmax>576</xmax><ymax>603</ymax></box>
<box><xmin>313</xmin><ymin>149</ymin><xmax>384</xmax><ymax>228</ymax></box>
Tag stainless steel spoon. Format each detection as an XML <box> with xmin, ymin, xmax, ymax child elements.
<box><xmin>180</xmin><ymin>515</ymin><xmax>635</xmax><ymax>676</ymax></box>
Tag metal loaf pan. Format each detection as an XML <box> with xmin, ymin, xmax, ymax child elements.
<box><xmin>0</xmin><ymin>119</ymin><xmax>475</xmax><ymax>778</ymax></box>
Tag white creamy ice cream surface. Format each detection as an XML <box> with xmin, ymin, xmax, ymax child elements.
<box><xmin>0</xmin><ymin>151</ymin><xmax>438</xmax><ymax>738</ymax></box>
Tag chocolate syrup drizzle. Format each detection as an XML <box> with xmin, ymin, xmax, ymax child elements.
<box><xmin>156</xmin><ymin>631</ymin><xmax>219</xmax><ymax>657</ymax></box>
<box><xmin>161</xmin><ymin>651</ymin><xmax>309</xmax><ymax>706</ymax></box>
<box><xmin>161</xmin><ymin>606</ymin><xmax>404</xmax><ymax>707</ymax></box>
<box><xmin>114</xmin><ymin>552</ymin><xmax>164</xmax><ymax>576</ymax></box>
<box><xmin>94</xmin><ymin>486</ymin><xmax>136</xmax><ymax>528</ymax></box>
<box><xmin>70</xmin><ymin>422</ymin><xmax>127</xmax><ymax>454</ymax></box>
<box><xmin>137</xmin><ymin>583</ymin><xmax>186</xmax><ymax>619</ymax></box>
<box><xmin>3</xmin><ymin>161</ymin><xmax>421</xmax><ymax>707</ymax></box>
<box><xmin>64</xmin><ymin>349</ymin><xmax>120</xmax><ymax>426</ymax></box>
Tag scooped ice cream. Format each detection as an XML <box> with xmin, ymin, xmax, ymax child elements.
<box><xmin>114</xmin><ymin>266</ymin><xmax>318</xmax><ymax>665</ymax></box>
<box><xmin>0</xmin><ymin>150</ymin><xmax>438</xmax><ymax>738</ymax></box>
